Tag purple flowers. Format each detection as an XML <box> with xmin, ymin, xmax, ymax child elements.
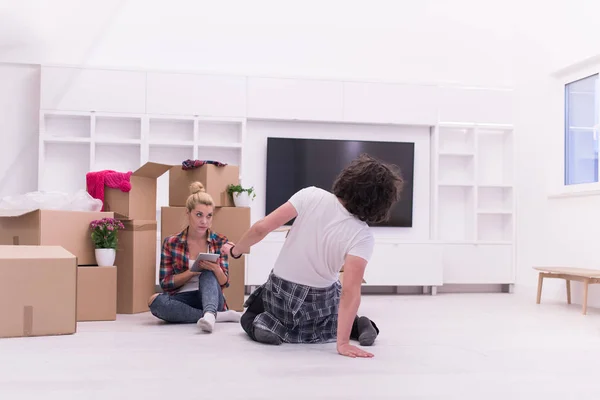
<box><xmin>90</xmin><ymin>217</ymin><xmax>125</xmax><ymax>249</ymax></box>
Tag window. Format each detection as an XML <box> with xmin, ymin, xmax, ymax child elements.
<box><xmin>565</xmin><ymin>73</ymin><xmax>599</xmax><ymax>185</ymax></box>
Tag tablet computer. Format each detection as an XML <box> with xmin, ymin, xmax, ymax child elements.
<box><xmin>190</xmin><ymin>253</ymin><xmax>220</xmax><ymax>272</ymax></box>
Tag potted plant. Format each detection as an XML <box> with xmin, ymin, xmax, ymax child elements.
<box><xmin>89</xmin><ymin>217</ymin><xmax>125</xmax><ymax>266</ymax></box>
<box><xmin>227</xmin><ymin>184</ymin><xmax>256</xmax><ymax>207</ymax></box>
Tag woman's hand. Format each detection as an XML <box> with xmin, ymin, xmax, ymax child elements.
<box><xmin>337</xmin><ymin>343</ymin><xmax>374</xmax><ymax>358</ymax></box>
<box><xmin>198</xmin><ymin>260</ymin><xmax>219</xmax><ymax>272</ymax></box>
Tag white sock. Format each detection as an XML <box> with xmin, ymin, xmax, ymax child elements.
<box><xmin>197</xmin><ymin>312</ymin><xmax>216</xmax><ymax>333</ymax></box>
<box><xmin>216</xmin><ymin>310</ymin><xmax>241</xmax><ymax>323</ymax></box>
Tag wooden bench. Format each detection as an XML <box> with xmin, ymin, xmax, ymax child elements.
<box><xmin>533</xmin><ymin>267</ymin><xmax>600</xmax><ymax>315</ymax></box>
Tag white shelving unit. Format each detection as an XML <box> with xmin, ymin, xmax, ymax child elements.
<box><xmin>37</xmin><ymin>65</ymin><xmax>516</xmax><ymax>290</ymax></box>
<box><xmin>434</xmin><ymin>123</ymin><xmax>515</xmax><ymax>285</ymax></box>
<box><xmin>38</xmin><ymin>111</ymin><xmax>245</xmax><ymax>215</ymax></box>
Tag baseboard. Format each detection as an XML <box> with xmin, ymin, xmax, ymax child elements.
<box><xmin>245</xmin><ymin>284</ymin><xmax>509</xmax><ymax>295</ymax></box>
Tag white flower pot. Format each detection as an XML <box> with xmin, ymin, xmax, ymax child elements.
<box><xmin>95</xmin><ymin>248</ymin><xmax>116</xmax><ymax>267</ymax></box>
<box><xmin>232</xmin><ymin>192</ymin><xmax>253</xmax><ymax>207</ymax></box>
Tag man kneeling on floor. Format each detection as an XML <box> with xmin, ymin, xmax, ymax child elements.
<box><xmin>222</xmin><ymin>154</ymin><xmax>403</xmax><ymax>358</ymax></box>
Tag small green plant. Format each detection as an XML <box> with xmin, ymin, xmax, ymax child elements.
<box><xmin>227</xmin><ymin>184</ymin><xmax>256</xmax><ymax>200</ymax></box>
<box><xmin>89</xmin><ymin>217</ymin><xmax>125</xmax><ymax>249</ymax></box>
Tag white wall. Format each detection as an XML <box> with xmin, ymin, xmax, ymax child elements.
<box><xmin>244</xmin><ymin>121</ymin><xmax>431</xmax><ymax>240</ymax></box>
<box><xmin>513</xmin><ymin>1</ymin><xmax>600</xmax><ymax>308</ymax></box>
<box><xmin>0</xmin><ymin>0</ymin><xmax>514</xmax><ymax>87</ymax></box>
<box><xmin>0</xmin><ymin>63</ymin><xmax>40</xmax><ymax>198</ymax></box>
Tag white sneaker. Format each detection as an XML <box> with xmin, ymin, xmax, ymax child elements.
<box><xmin>197</xmin><ymin>313</ymin><xmax>216</xmax><ymax>333</ymax></box>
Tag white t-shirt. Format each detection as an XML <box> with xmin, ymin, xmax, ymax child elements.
<box><xmin>272</xmin><ymin>186</ymin><xmax>375</xmax><ymax>288</ymax></box>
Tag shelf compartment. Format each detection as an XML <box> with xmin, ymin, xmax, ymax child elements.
<box><xmin>44</xmin><ymin>114</ymin><xmax>90</xmax><ymax>139</ymax></box>
<box><xmin>40</xmin><ymin>142</ymin><xmax>90</xmax><ymax>193</ymax></box>
<box><xmin>477</xmin><ymin>186</ymin><xmax>513</xmax><ymax>211</ymax></box>
<box><xmin>198</xmin><ymin>121</ymin><xmax>242</xmax><ymax>145</ymax></box>
<box><xmin>477</xmin><ymin>213</ymin><xmax>513</xmax><ymax>242</ymax></box>
<box><xmin>95</xmin><ymin>116</ymin><xmax>141</xmax><ymax>141</ymax></box>
<box><xmin>477</xmin><ymin>129</ymin><xmax>513</xmax><ymax>186</ymax></box>
<box><xmin>93</xmin><ymin>143</ymin><xmax>141</xmax><ymax>173</ymax></box>
<box><xmin>438</xmin><ymin>186</ymin><xmax>475</xmax><ymax>241</ymax></box>
<box><xmin>438</xmin><ymin>154</ymin><xmax>474</xmax><ymax>184</ymax></box>
<box><xmin>438</xmin><ymin>127</ymin><xmax>475</xmax><ymax>154</ymax></box>
<box><xmin>149</xmin><ymin>144</ymin><xmax>194</xmax><ymax>211</ymax></box>
<box><xmin>149</xmin><ymin>118</ymin><xmax>194</xmax><ymax>142</ymax></box>
<box><xmin>197</xmin><ymin>146</ymin><xmax>241</xmax><ymax>166</ymax></box>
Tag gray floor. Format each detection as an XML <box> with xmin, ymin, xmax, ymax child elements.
<box><xmin>1</xmin><ymin>292</ymin><xmax>598</xmax><ymax>399</ymax></box>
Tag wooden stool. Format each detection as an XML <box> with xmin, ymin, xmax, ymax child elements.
<box><xmin>533</xmin><ymin>267</ymin><xmax>600</xmax><ymax>315</ymax></box>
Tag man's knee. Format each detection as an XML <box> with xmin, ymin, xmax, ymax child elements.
<box><xmin>240</xmin><ymin>310</ymin><xmax>259</xmax><ymax>340</ymax></box>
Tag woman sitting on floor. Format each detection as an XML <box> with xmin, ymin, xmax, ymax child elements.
<box><xmin>148</xmin><ymin>181</ymin><xmax>240</xmax><ymax>332</ymax></box>
<box><xmin>222</xmin><ymin>154</ymin><xmax>402</xmax><ymax>358</ymax></box>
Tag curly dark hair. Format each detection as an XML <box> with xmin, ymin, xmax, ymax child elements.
<box><xmin>332</xmin><ymin>153</ymin><xmax>404</xmax><ymax>224</ymax></box>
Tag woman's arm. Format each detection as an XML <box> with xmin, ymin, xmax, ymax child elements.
<box><xmin>228</xmin><ymin>202</ymin><xmax>298</xmax><ymax>257</ymax></box>
<box><xmin>172</xmin><ymin>270</ymin><xmax>199</xmax><ymax>288</ymax></box>
<box><xmin>160</xmin><ymin>238</ymin><xmax>198</xmax><ymax>290</ymax></box>
<box><xmin>198</xmin><ymin>258</ymin><xmax>229</xmax><ymax>287</ymax></box>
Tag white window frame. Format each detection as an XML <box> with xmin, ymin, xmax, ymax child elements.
<box><xmin>550</xmin><ymin>56</ymin><xmax>600</xmax><ymax>198</ymax></box>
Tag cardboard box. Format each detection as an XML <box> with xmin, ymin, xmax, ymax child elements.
<box><xmin>169</xmin><ymin>164</ymin><xmax>240</xmax><ymax>207</ymax></box>
<box><xmin>115</xmin><ymin>220</ymin><xmax>157</xmax><ymax>314</ymax></box>
<box><xmin>0</xmin><ymin>209</ymin><xmax>114</xmax><ymax>266</ymax></box>
<box><xmin>77</xmin><ymin>266</ymin><xmax>117</xmax><ymax>321</ymax></box>
<box><xmin>160</xmin><ymin>206</ymin><xmax>251</xmax><ymax>245</ymax></box>
<box><xmin>0</xmin><ymin>245</ymin><xmax>77</xmax><ymax>338</ymax></box>
<box><xmin>223</xmin><ymin>256</ymin><xmax>245</xmax><ymax>311</ymax></box>
<box><xmin>103</xmin><ymin>162</ymin><xmax>171</xmax><ymax>220</ymax></box>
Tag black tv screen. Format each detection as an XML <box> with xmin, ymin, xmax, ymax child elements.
<box><xmin>265</xmin><ymin>137</ymin><xmax>414</xmax><ymax>227</ymax></box>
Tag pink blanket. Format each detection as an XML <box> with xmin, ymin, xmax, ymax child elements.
<box><xmin>86</xmin><ymin>170</ymin><xmax>133</xmax><ymax>211</ymax></box>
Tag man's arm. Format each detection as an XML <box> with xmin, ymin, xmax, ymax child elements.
<box><xmin>336</xmin><ymin>254</ymin><xmax>373</xmax><ymax>358</ymax></box>
<box><xmin>228</xmin><ymin>202</ymin><xmax>298</xmax><ymax>257</ymax></box>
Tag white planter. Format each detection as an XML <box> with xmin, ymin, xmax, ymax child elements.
<box><xmin>95</xmin><ymin>248</ymin><xmax>116</xmax><ymax>267</ymax></box>
<box><xmin>232</xmin><ymin>192</ymin><xmax>253</xmax><ymax>207</ymax></box>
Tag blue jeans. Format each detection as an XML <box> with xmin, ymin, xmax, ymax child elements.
<box><xmin>149</xmin><ymin>270</ymin><xmax>225</xmax><ymax>323</ymax></box>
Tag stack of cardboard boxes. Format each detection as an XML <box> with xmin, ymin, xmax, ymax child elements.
<box><xmin>0</xmin><ymin>160</ymin><xmax>249</xmax><ymax>339</ymax></box>
<box><xmin>102</xmin><ymin>162</ymin><xmax>171</xmax><ymax>314</ymax></box>
<box><xmin>0</xmin><ymin>209</ymin><xmax>117</xmax><ymax>338</ymax></box>
<box><xmin>101</xmin><ymin>161</ymin><xmax>249</xmax><ymax>314</ymax></box>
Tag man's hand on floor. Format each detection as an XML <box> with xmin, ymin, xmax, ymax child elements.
<box><xmin>337</xmin><ymin>343</ymin><xmax>374</xmax><ymax>358</ymax></box>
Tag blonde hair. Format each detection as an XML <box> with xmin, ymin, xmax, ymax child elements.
<box><xmin>186</xmin><ymin>181</ymin><xmax>215</xmax><ymax>211</ymax></box>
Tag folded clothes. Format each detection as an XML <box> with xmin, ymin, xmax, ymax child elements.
<box><xmin>86</xmin><ymin>170</ymin><xmax>132</xmax><ymax>211</ymax></box>
<box><xmin>181</xmin><ymin>159</ymin><xmax>228</xmax><ymax>170</ymax></box>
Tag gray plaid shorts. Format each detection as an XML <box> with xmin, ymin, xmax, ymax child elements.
<box><xmin>245</xmin><ymin>271</ymin><xmax>342</xmax><ymax>344</ymax></box>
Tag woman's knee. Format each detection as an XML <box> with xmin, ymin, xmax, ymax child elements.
<box><xmin>148</xmin><ymin>293</ymin><xmax>160</xmax><ymax>307</ymax></box>
<box><xmin>149</xmin><ymin>293</ymin><xmax>168</xmax><ymax>316</ymax></box>
<box><xmin>199</xmin><ymin>269</ymin><xmax>217</xmax><ymax>280</ymax></box>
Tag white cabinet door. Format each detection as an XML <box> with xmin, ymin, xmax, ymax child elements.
<box><xmin>442</xmin><ymin>244</ymin><xmax>513</xmax><ymax>284</ymax></box>
<box><xmin>246</xmin><ymin>240</ymin><xmax>283</xmax><ymax>285</ymax></box>
<box><xmin>475</xmin><ymin>244</ymin><xmax>514</xmax><ymax>283</ymax></box>
<box><xmin>364</xmin><ymin>243</ymin><xmax>443</xmax><ymax>286</ymax></box>
<box><xmin>442</xmin><ymin>244</ymin><xmax>478</xmax><ymax>284</ymax></box>
<box><xmin>247</xmin><ymin>77</ymin><xmax>344</xmax><ymax>121</ymax></box>
<box><xmin>146</xmin><ymin>72</ymin><xmax>246</xmax><ymax>117</ymax></box>
<box><xmin>41</xmin><ymin>67</ymin><xmax>146</xmax><ymax>113</ymax></box>
<box><xmin>343</xmin><ymin>82</ymin><xmax>438</xmax><ymax>125</ymax></box>
<box><xmin>438</xmin><ymin>86</ymin><xmax>514</xmax><ymax>124</ymax></box>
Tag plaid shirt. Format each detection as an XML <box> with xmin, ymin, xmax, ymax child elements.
<box><xmin>245</xmin><ymin>271</ymin><xmax>342</xmax><ymax>344</ymax></box>
<box><xmin>159</xmin><ymin>227</ymin><xmax>230</xmax><ymax>307</ymax></box>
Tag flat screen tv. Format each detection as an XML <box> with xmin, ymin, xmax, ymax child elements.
<box><xmin>265</xmin><ymin>137</ymin><xmax>414</xmax><ymax>227</ymax></box>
